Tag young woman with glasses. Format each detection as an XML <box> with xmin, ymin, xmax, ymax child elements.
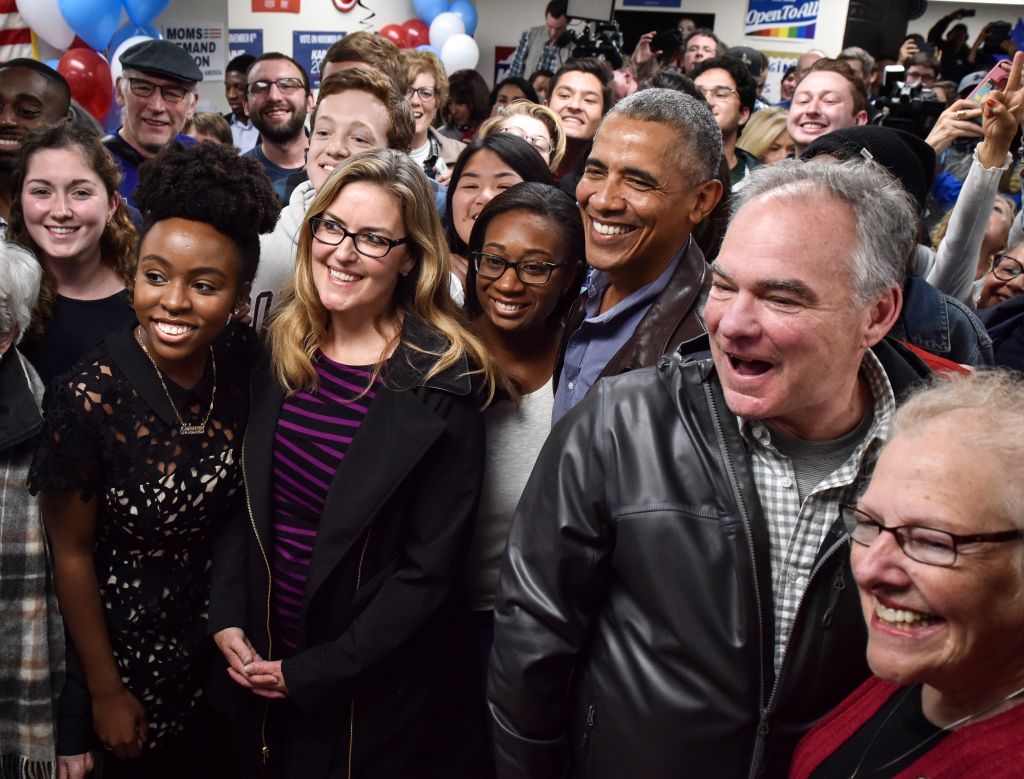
<box><xmin>209</xmin><ymin>149</ymin><xmax>499</xmax><ymax>778</ymax></box>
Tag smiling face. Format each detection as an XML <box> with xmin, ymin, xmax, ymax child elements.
<box><xmin>851</xmin><ymin>420</ymin><xmax>1024</xmax><ymax>701</ymax></box>
<box><xmin>547</xmin><ymin>70</ymin><xmax>604</xmax><ymax>142</ymax></box>
<box><xmin>306</xmin><ymin>90</ymin><xmax>390</xmax><ymax>191</ymax></box>
<box><xmin>116</xmin><ymin>69</ymin><xmax>196</xmax><ymax>156</ymax></box>
<box><xmin>704</xmin><ymin>193</ymin><xmax>898</xmax><ymax>440</ymax></box>
<box><xmin>475</xmin><ymin>209</ymin><xmax>576</xmax><ymax>335</ymax></box>
<box><xmin>576</xmin><ymin>114</ymin><xmax>720</xmax><ymax>294</ymax></box>
<box><xmin>244</xmin><ymin>58</ymin><xmax>311</xmax><ymax>144</ymax></box>
<box><xmin>133</xmin><ymin>217</ymin><xmax>244</xmax><ymax>382</ymax></box>
<box><xmin>781</xmin><ymin>70</ymin><xmax>798</xmax><ymax>101</ymax></box>
<box><xmin>694</xmin><ymin>67</ymin><xmax>749</xmax><ymax>139</ymax></box>
<box><xmin>21</xmin><ymin>146</ymin><xmax>116</xmax><ymax>267</ymax></box>
<box><xmin>408</xmin><ymin>70</ymin><xmax>439</xmax><ymax>144</ymax></box>
<box><xmin>787</xmin><ymin>70</ymin><xmax>867</xmax><ymax>150</ymax></box>
<box><xmin>310</xmin><ymin>181</ymin><xmax>414</xmax><ymax>327</ymax></box>
<box><xmin>451</xmin><ymin>149</ymin><xmax>525</xmax><ymax>245</ymax></box>
<box><xmin>761</xmin><ymin>128</ymin><xmax>796</xmax><ymax>164</ymax></box>
<box><xmin>497</xmin><ymin>114</ymin><xmax>554</xmax><ymax>163</ymax></box>
<box><xmin>978</xmin><ymin>246</ymin><xmax>1024</xmax><ymax>308</ymax></box>
<box><xmin>0</xmin><ymin>66</ymin><xmax>69</xmax><ymax>172</ymax></box>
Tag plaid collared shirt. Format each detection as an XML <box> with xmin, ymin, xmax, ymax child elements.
<box><xmin>507</xmin><ymin>25</ymin><xmax>571</xmax><ymax>78</ymax></box>
<box><xmin>741</xmin><ymin>351</ymin><xmax>896</xmax><ymax>673</ymax></box>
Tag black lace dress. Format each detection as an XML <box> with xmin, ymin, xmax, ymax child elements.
<box><xmin>29</xmin><ymin>323</ymin><xmax>256</xmax><ymax>754</ymax></box>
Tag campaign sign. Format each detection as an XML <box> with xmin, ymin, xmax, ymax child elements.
<box><xmin>163</xmin><ymin>25</ymin><xmax>226</xmax><ymax>79</ymax></box>
<box><xmin>228</xmin><ymin>29</ymin><xmax>263</xmax><ymax>60</ymax></box>
<box><xmin>745</xmin><ymin>0</ymin><xmax>819</xmax><ymax>40</ymax></box>
<box><xmin>293</xmin><ymin>30</ymin><xmax>345</xmax><ymax>89</ymax></box>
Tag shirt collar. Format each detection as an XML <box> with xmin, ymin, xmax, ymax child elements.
<box><xmin>584</xmin><ymin>237</ymin><xmax>690</xmax><ymax>323</ymax></box>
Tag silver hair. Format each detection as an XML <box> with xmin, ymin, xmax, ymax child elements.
<box><xmin>890</xmin><ymin>370</ymin><xmax>1024</xmax><ymax>533</ymax></box>
<box><xmin>603</xmin><ymin>87</ymin><xmax>723</xmax><ymax>182</ymax></box>
<box><xmin>0</xmin><ymin>241</ymin><xmax>42</xmax><ymax>344</ymax></box>
<box><xmin>731</xmin><ymin>157</ymin><xmax>914</xmax><ymax>305</ymax></box>
<box><xmin>839</xmin><ymin>46</ymin><xmax>875</xmax><ymax>79</ymax></box>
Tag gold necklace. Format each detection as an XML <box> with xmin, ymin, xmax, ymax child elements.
<box><xmin>134</xmin><ymin>326</ymin><xmax>216</xmax><ymax>435</ymax></box>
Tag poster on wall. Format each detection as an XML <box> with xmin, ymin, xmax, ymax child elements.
<box><xmin>745</xmin><ymin>0</ymin><xmax>819</xmax><ymax>41</ymax></box>
<box><xmin>762</xmin><ymin>49</ymin><xmax>798</xmax><ymax>103</ymax></box>
<box><xmin>229</xmin><ymin>29</ymin><xmax>264</xmax><ymax>59</ymax></box>
<box><xmin>252</xmin><ymin>0</ymin><xmax>300</xmax><ymax>13</ymax></box>
<box><xmin>293</xmin><ymin>31</ymin><xmax>346</xmax><ymax>89</ymax></box>
<box><xmin>494</xmin><ymin>46</ymin><xmax>515</xmax><ymax>84</ymax></box>
<box><xmin>163</xmin><ymin>25</ymin><xmax>226</xmax><ymax>80</ymax></box>
<box><xmin>622</xmin><ymin>0</ymin><xmax>681</xmax><ymax>7</ymax></box>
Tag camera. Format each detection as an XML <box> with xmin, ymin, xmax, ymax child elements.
<box><xmin>555</xmin><ymin>20</ymin><xmax>625</xmax><ymax>69</ymax></box>
<box><xmin>650</xmin><ymin>28</ymin><xmax>684</xmax><ymax>57</ymax></box>
<box><xmin>872</xmin><ymin>65</ymin><xmax>946</xmax><ymax>138</ymax></box>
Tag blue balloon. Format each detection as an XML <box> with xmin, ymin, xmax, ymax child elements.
<box><xmin>57</xmin><ymin>0</ymin><xmax>122</xmax><ymax>51</ymax></box>
<box><xmin>447</xmin><ymin>0</ymin><xmax>477</xmax><ymax>36</ymax></box>
<box><xmin>45</xmin><ymin>59</ymin><xmax>61</xmax><ymax>71</ymax></box>
<box><xmin>106</xmin><ymin>21</ymin><xmax>160</xmax><ymax>57</ymax></box>
<box><xmin>416</xmin><ymin>44</ymin><xmax>440</xmax><ymax>55</ymax></box>
<box><xmin>413</xmin><ymin>0</ymin><xmax>447</xmax><ymax>25</ymax></box>
<box><xmin>123</xmin><ymin>0</ymin><xmax>171</xmax><ymax>28</ymax></box>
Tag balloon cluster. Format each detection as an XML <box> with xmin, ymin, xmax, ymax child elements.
<box><xmin>16</xmin><ymin>0</ymin><xmax>169</xmax><ymax>120</ymax></box>
<box><xmin>380</xmin><ymin>0</ymin><xmax>479</xmax><ymax>74</ymax></box>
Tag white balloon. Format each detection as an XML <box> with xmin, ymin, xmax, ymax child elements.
<box><xmin>429</xmin><ymin>12</ymin><xmax>465</xmax><ymax>55</ymax></box>
<box><xmin>111</xmin><ymin>35</ymin><xmax>155</xmax><ymax>83</ymax></box>
<box><xmin>16</xmin><ymin>0</ymin><xmax>75</xmax><ymax>50</ymax></box>
<box><xmin>440</xmin><ymin>34</ymin><xmax>479</xmax><ymax>75</ymax></box>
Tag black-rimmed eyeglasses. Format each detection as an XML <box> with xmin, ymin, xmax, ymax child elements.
<box><xmin>125</xmin><ymin>77</ymin><xmax>191</xmax><ymax>104</ymax></box>
<box><xmin>310</xmin><ymin>216</ymin><xmax>408</xmax><ymax>258</ymax></box>
<box><xmin>471</xmin><ymin>252</ymin><xmax>567</xmax><ymax>285</ymax></box>
<box><xmin>990</xmin><ymin>254</ymin><xmax>1024</xmax><ymax>283</ymax></box>
<box><xmin>841</xmin><ymin>504</ymin><xmax>1024</xmax><ymax>567</ymax></box>
<box><xmin>406</xmin><ymin>86</ymin><xmax>438</xmax><ymax>101</ymax></box>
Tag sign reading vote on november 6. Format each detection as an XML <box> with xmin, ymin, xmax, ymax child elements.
<box><xmin>293</xmin><ymin>31</ymin><xmax>345</xmax><ymax>89</ymax></box>
<box><xmin>745</xmin><ymin>0</ymin><xmax>819</xmax><ymax>40</ymax></box>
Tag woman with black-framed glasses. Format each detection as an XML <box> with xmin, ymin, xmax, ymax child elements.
<box><xmin>977</xmin><ymin>245</ymin><xmax>1024</xmax><ymax>309</ymax></box>
<box><xmin>977</xmin><ymin>241</ymin><xmax>1024</xmax><ymax>370</ymax></box>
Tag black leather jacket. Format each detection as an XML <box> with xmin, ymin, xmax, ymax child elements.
<box><xmin>488</xmin><ymin>338</ymin><xmax>929</xmax><ymax>779</ymax></box>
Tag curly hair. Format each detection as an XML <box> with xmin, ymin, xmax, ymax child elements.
<box><xmin>7</xmin><ymin>122</ymin><xmax>136</xmax><ymax>337</ymax></box>
<box><xmin>477</xmin><ymin>99</ymin><xmax>568</xmax><ymax>172</ymax></box>
<box><xmin>402</xmin><ymin>50</ymin><xmax>448</xmax><ymax>107</ymax></box>
<box><xmin>134</xmin><ymin>141</ymin><xmax>280</xmax><ymax>284</ymax></box>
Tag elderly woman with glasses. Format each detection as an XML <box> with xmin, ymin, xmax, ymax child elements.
<box><xmin>402</xmin><ymin>50</ymin><xmax>466</xmax><ymax>181</ymax></box>
<box><xmin>790</xmin><ymin>370</ymin><xmax>1024</xmax><ymax>779</ymax></box>
<box><xmin>974</xmin><ymin>242</ymin><xmax>1024</xmax><ymax>370</ymax></box>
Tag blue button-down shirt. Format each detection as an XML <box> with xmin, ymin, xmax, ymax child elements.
<box><xmin>552</xmin><ymin>249</ymin><xmax>684</xmax><ymax>424</ymax></box>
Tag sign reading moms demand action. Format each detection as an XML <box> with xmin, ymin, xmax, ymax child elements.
<box><xmin>745</xmin><ymin>0</ymin><xmax>819</xmax><ymax>40</ymax></box>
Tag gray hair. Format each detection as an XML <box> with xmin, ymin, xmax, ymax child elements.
<box><xmin>890</xmin><ymin>370</ymin><xmax>1024</xmax><ymax>533</ymax></box>
<box><xmin>602</xmin><ymin>87</ymin><xmax>723</xmax><ymax>182</ymax></box>
<box><xmin>0</xmin><ymin>241</ymin><xmax>42</xmax><ymax>344</ymax></box>
<box><xmin>732</xmin><ymin>158</ymin><xmax>914</xmax><ymax>305</ymax></box>
<box><xmin>838</xmin><ymin>46</ymin><xmax>875</xmax><ymax>79</ymax></box>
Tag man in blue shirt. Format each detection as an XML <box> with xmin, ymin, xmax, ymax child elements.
<box><xmin>551</xmin><ymin>88</ymin><xmax>724</xmax><ymax>422</ymax></box>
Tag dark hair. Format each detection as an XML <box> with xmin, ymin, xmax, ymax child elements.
<box><xmin>691</xmin><ymin>56</ymin><xmax>757</xmax><ymax>113</ymax></box>
<box><xmin>464</xmin><ymin>182</ymin><xmax>585</xmax><ymax>323</ymax></box>
<box><xmin>247</xmin><ymin>52</ymin><xmax>311</xmax><ymax>94</ymax></box>
<box><xmin>489</xmin><ymin>77</ymin><xmax>539</xmax><ymax>112</ymax></box>
<box><xmin>545</xmin><ymin>0</ymin><xmax>566</xmax><ymax>18</ymax></box>
<box><xmin>444</xmin><ymin>69</ymin><xmax>490</xmax><ymax>127</ymax></box>
<box><xmin>1</xmin><ymin>59</ymin><xmax>71</xmax><ymax>116</ymax></box>
<box><xmin>529</xmin><ymin>68</ymin><xmax>555</xmax><ymax>83</ymax></box>
<box><xmin>135</xmin><ymin>142</ymin><xmax>280</xmax><ymax>285</ymax></box>
<box><xmin>226</xmin><ymin>54</ymin><xmax>256</xmax><ymax>75</ymax></box>
<box><xmin>549</xmin><ymin>57</ymin><xmax>614</xmax><ymax>116</ymax></box>
<box><xmin>323</xmin><ymin>31</ymin><xmax>408</xmax><ymax>94</ymax></box>
<box><xmin>444</xmin><ymin>133</ymin><xmax>555</xmax><ymax>256</ymax></box>
<box><xmin>907</xmin><ymin>51</ymin><xmax>939</xmax><ymax>75</ymax></box>
<box><xmin>683</xmin><ymin>29</ymin><xmax>727</xmax><ymax>57</ymax></box>
<box><xmin>643</xmin><ymin>70</ymin><xmax>703</xmax><ymax>100</ymax></box>
<box><xmin>313</xmin><ymin>69</ymin><xmax>414</xmax><ymax>153</ymax></box>
<box><xmin>782</xmin><ymin>64</ymin><xmax>797</xmax><ymax>81</ymax></box>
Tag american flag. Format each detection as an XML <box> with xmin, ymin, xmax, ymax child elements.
<box><xmin>0</xmin><ymin>0</ymin><xmax>32</xmax><ymax>62</ymax></box>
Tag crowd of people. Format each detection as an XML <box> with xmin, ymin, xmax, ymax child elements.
<box><xmin>1</xmin><ymin>2</ymin><xmax>1024</xmax><ymax>777</ymax></box>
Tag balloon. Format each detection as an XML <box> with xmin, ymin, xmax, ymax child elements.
<box><xmin>379</xmin><ymin>24</ymin><xmax>409</xmax><ymax>49</ymax></box>
<box><xmin>57</xmin><ymin>0</ymin><xmax>122</xmax><ymax>52</ymax></box>
<box><xmin>413</xmin><ymin>0</ymin><xmax>447</xmax><ymax>25</ymax></box>
<box><xmin>429</xmin><ymin>12</ymin><xmax>465</xmax><ymax>55</ymax></box>
<box><xmin>16</xmin><ymin>0</ymin><xmax>75</xmax><ymax>49</ymax></box>
<box><xmin>440</xmin><ymin>34</ymin><xmax>479</xmax><ymax>74</ymax></box>
<box><xmin>46</xmin><ymin>59</ymin><xmax>61</xmax><ymax>70</ymax></box>
<box><xmin>107</xmin><ymin>21</ymin><xmax>160</xmax><ymax>57</ymax></box>
<box><xmin>447</xmin><ymin>0</ymin><xmax>477</xmax><ymax>37</ymax></box>
<box><xmin>57</xmin><ymin>48</ymin><xmax>114</xmax><ymax>121</ymax></box>
<box><xmin>401</xmin><ymin>18</ymin><xmax>430</xmax><ymax>49</ymax></box>
<box><xmin>110</xmin><ymin>35</ymin><xmax>155</xmax><ymax>83</ymax></box>
<box><xmin>416</xmin><ymin>44</ymin><xmax>440</xmax><ymax>55</ymax></box>
<box><xmin>123</xmin><ymin>0</ymin><xmax>171</xmax><ymax>27</ymax></box>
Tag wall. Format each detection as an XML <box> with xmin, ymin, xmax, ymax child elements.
<box><xmin>908</xmin><ymin>1</ymin><xmax>1024</xmax><ymax>46</ymax></box>
<box><xmin>156</xmin><ymin>0</ymin><xmax>230</xmax><ymax>111</ymax></box>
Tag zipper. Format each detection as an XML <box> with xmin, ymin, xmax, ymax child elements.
<box><xmin>581</xmin><ymin>704</ymin><xmax>596</xmax><ymax>749</ymax></box>
<box><xmin>240</xmin><ymin>448</ymin><xmax>274</xmax><ymax>764</ymax></box>
<box><xmin>700</xmin><ymin>381</ymin><xmax>769</xmax><ymax>779</ymax></box>
<box><xmin>821</xmin><ymin>565</ymin><xmax>847</xmax><ymax>628</ymax></box>
<box><xmin>346</xmin><ymin>524</ymin><xmax>374</xmax><ymax>779</ymax></box>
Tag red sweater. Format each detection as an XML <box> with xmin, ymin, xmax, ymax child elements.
<box><xmin>790</xmin><ymin>675</ymin><xmax>1024</xmax><ymax>778</ymax></box>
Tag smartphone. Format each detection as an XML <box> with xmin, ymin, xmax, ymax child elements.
<box><xmin>434</xmin><ymin>157</ymin><xmax>448</xmax><ymax>176</ymax></box>
<box><xmin>967</xmin><ymin>60</ymin><xmax>1012</xmax><ymax>104</ymax></box>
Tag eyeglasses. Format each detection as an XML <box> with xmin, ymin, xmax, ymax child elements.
<box><xmin>310</xmin><ymin>216</ymin><xmax>408</xmax><ymax>258</ymax></box>
<box><xmin>841</xmin><ymin>505</ymin><xmax>1024</xmax><ymax>567</ymax></box>
<box><xmin>472</xmin><ymin>252</ymin><xmax>567</xmax><ymax>285</ymax></box>
<box><xmin>498</xmin><ymin>125</ymin><xmax>552</xmax><ymax>154</ymax></box>
<box><xmin>698</xmin><ymin>85</ymin><xmax>738</xmax><ymax>102</ymax></box>
<box><xmin>406</xmin><ymin>86</ymin><xmax>438</xmax><ymax>102</ymax></box>
<box><xmin>125</xmin><ymin>77</ymin><xmax>191</xmax><ymax>104</ymax></box>
<box><xmin>247</xmin><ymin>78</ymin><xmax>306</xmax><ymax>96</ymax></box>
<box><xmin>990</xmin><ymin>254</ymin><xmax>1024</xmax><ymax>282</ymax></box>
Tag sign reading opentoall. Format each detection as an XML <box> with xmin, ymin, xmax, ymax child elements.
<box><xmin>745</xmin><ymin>0</ymin><xmax>820</xmax><ymax>40</ymax></box>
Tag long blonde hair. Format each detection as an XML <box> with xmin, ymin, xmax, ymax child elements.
<box><xmin>268</xmin><ymin>148</ymin><xmax>500</xmax><ymax>402</ymax></box>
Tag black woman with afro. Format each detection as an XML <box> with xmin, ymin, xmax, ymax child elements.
<box><xmin>29</xmin><ymin>141</ymin><xmax>278</xmax><ymax>779</ymax></box>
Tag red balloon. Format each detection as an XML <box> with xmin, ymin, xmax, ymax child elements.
<box><xmin>57</xmin><ymin>47</ymin><xmax>113</xmax><ymax>121</ymax></box>
<box><xmin>402</xmin><ymin>18</ymin><xmax>430</xmax><ymax>49</ymax></box>
<box><xmin>380</xmin><ymin>24</ymin><xmax>409</xmax><ymax>49</ymax></box>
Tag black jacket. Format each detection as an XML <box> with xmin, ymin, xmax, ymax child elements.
<box><xmin>208</xmin><ymin>319</ymin><xmax>488</xmax><ymax>778</ymax></box>
<box><xmin>489</xmin><ymin>338</ymin><xmax>929</xmax><ymax>779</ymax></box>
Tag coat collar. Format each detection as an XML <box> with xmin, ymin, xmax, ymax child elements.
<box><xmin>0</xmin><ymin>350</ymin><xmax>43</xmax><ymax>451</ymax></box>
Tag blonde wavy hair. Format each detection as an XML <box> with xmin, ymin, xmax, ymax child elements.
<box><xmin>268</xmin><ymin>148</ymin><xmax>500</xmax><ymax>402</ymax></box>
<box><xmin>736</xmin><ymin>107</ymin><xmax>789</xmax><ymax>162</ymax></box>
<box><xmin>402</xmin><ymin>49</ymin><xmax>449</xmax><ymax>107</ymax></box>
<box><xmin>477</xmin><ymin>99</ymin><xmax>566</xmax><ymax>172</ymax></box>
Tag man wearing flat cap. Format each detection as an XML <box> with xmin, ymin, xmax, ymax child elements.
<box><xmin>102</xmin><ymin>39</ymin><xmax>202</xmax><ymax>207</ymax></box>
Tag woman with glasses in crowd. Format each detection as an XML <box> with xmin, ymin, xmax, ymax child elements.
<box><xmin>9</xmin><ymin>123</ymin><xmax>137</xmax><ymax>385</ymax></box>
<box><xmin>30</xmin><ymin>142</ymin><xmax>277</xmax><ymax>778</ymax></box>
<box><xmin>975</xmin><ymin>243</ymin><xmax>1024</xmax><ymax>370</ymax></box>
<box><xmin>210</xmin><ymin>149</ymin><xmax>498</xmax><ymax>778</ymax></box>
<box><xmin>402</xmin><ymin>50</ymin><xmax>465</xmax><ymax>181</ymax></box>
<box><xmin>477</xmin><ymin>99</ymin><xmax>567</xmax><ymax>174</ymax></box>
